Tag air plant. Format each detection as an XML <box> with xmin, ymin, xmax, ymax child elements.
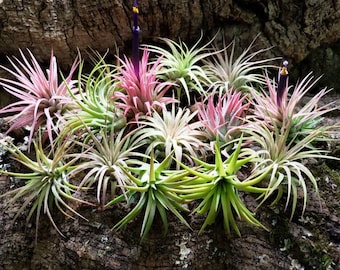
<box><xmin>203</xmin><ymin>35</ymin><xmax>277</xmax><ymax>95</ymax></box>
<box><xmin>107</xmin><ymin>150</ymin><xmax>191</xmax><ymax>241</ymax></box>
<box><xmin>177</xmin><ymin>137</ymin><xmax>271</xmax><ymax>235</ymax></box>
<box><xmin>0</xmin><ymin>49</ymin><xmax>79</xmax><ymax>148</ymax></box>
<box><xmin>136</xmin><ymin>103</ymin><xmax>209</xmax><ymax>169</ymax></box>
<box><xmin>113</xmin><ymin>49</ymin><xmax>176</xmax><ymax>121</ymax></box>
<box><xmin>195</xmin><ymin>90</ymin><xmax>250</xmax><ymax>145</ymax></box>
<box><xmin>68</xmin><ymin>125</ymin><xmax>149</xmax><ymax>206</ymax></box>
<box><xmin>251</xmin><ymin>63</ymin><xmax>335</xmax><ymax>143</ymax></box>
<box><xmin>146</xmin><ymin>34</ymin><xmax>214</xmax><ymax>103</ymax></box>
<box><xmin>61</xmin><ymin>54</ymin><xmax>126</xmax><ymax>140</ymax></box>
<box><xmin>0</xmin><ymin>134</ymin><xmax>90</xmax><ymax>241</ymax></box>
<box><xmin>247</xmin><ymin>63</ymin><xmax>338</xmax><ymax>219</ymax></box>
<box><xmin>242</xmin><ymin>120</ymin><xmax>336</xmax><ymax>220</ymax></box>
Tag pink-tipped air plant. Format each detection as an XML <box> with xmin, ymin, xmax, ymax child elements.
<box><xmin>0</xmin><ymin>50</ymin><xmax>79</xmax><ymax>148</ymax></box>
<box><xmin>113</xmin><ymin>50</ymin><xmax>177</xmax><ymax>121</ymax></box>
<box><xmin>196</xmin><ymin>91</ymin><xmax>250</xmax><ymax>144</ymax></box>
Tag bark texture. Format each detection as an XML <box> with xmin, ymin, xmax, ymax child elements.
<box><xmin>0</xmin><ymin>0</ymin><xmax>340</xmax><ymax>71</ymax></box>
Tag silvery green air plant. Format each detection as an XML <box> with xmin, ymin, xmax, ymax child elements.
<box><xmin>277</xmin><ymin>60</ymin><xmax>288</xmax><ymax>107</ymax></box>
<box><xmin>132</xmin><ymin>1</ymin><xmax>140</xmax><ymax>78</ymax></box>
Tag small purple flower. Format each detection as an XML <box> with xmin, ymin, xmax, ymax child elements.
<box><xmin>277</xmin><ymin>60</ymin><xmax>288</xmax><ymax>107</ymax></box>
<box><xmin>132</xmin><ymin>0</ymin><xmax>140</xmax><ymax>78</ymax></box>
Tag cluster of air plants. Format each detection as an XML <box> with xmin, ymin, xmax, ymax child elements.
<box><xmin>245</xmin><ymin>64</ymin><xmax>337</xmax><ymax>219</ymax></box>
<box><xmin>0</xmin><ymin>31</ymin><xmax>338</xmax><ymax>242</ymax></box>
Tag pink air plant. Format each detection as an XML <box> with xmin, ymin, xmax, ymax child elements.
<box><xmin>252</xmin><ymin>74</ymin><xmax>289</xmax><ymax>125</ymax></box>
<box><xmin>252</xmin><ymin>68</ymin><xmax>333</xmax><ymax>134</ymax></box>
<box><xmin>113</xmin><ymin>50</ymin><xmax>177</xmax><ymax>121</ymax></box>
<box><xmin>0</xmin><ymin>49</ymin><xmax>79</xmax><ymax>148</ymax></box>
<box><xmin>196</xmin><ymin>91</ymin><xmax>250</xmax><ymax>143</ymax></box>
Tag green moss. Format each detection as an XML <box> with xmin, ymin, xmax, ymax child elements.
<box><xmin>319</xmin><ymin>162</ymin><xmax>340</xmax><ymax>186</ymax></box>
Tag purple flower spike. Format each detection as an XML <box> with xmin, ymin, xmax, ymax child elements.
<box><xmin>277</xmin><ymin>60</ymin><xmax>288</xmax><ymax>107</ymax></box>
<box><xmin>132</xmin><ymin>1</ymin><xmax>140</xmax><ymax>78</ymax></box>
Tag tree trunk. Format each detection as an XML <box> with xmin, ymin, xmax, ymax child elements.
<box><xmin>0</xmin><ymin>0</ymin><xmax>340</xmax><ymax>67</ymax></box>
<box><xmin>0</xmin><ymin>1</ymin><xmax>340</xmax><ymax>269</ymax></box>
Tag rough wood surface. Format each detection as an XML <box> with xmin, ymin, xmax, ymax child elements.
<box><xmin>0</xmin><ymin>0</ymin><xmax>340</xmax><ymax>66</ymax></box>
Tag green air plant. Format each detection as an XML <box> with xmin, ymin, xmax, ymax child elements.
<box><xmin>136</xmin><ymin>102</ymin><xmax>209</xmax><ymax>169</ymax></box>
<box><xmin>243</xmin><ymin>120</ymin><xmax>336</xmax><ymax>220</ymax></box>
<box><xmin>203</xmin><ymin>35</ymin><xmax>277</xmax><ymax>95</ymax></box>
<box><xmin>107</xmin><ymin>150</ymin><xmax>192</xmax><ymax>241</ymax></box>
<box><xmin>61</xmin><ymin>54</ymin><xmax>126</xmax><ymax>140</ymax></box>
<box><xmin>177</xmin><ymin>137</ymin><xmax>271</xmax><ymax>235</ymax></box>
<box><xmin>0</xmin><ymin>135</ymin><xmax>91</xmax><ymax>241</ymax></box>
<box><xmin>146</xmin><ymin>33</ymin><xmax>214</xmax><ymax>103</ymax></box>
<box><xmin>68</xmin><ymin>124</ymin><xmax>149</xmax><ymax>207</ymax></box>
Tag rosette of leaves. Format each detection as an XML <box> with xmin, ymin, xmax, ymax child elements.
<box><xmin>242</xmin><ymin>120</ymin><xmax>336</xmax><ymax>220</ymax></box>
<box><xmin>107</xmin><ymin>150</ymin><xmax>191</xmax><ymax>241</ymax></box>
<box><xmin>251</xmin><ymin>72</ymin><xmax>335</xmax><ymax>144</ymax></box>
<box><xmin>136</xmin><ymin>103</ymin><xmax>209</xmax><ymax>169</ymax></box>
<box><xmin>68</xmin><ymin>125</ymin><xmax>149</xmax><ymax>206</ymax></box>
<box><xmin>247</xmin><ymin>69</ymin><xmax>339</xmax><ymax>219</ymax></box>
<box><xmin>203</xmin><ymin>35</ymin><xmax>277</xmax><ymax>95</ymax></box>
<box><xmin>0</xmin><ymin>136</ymin><xmax>90</xmax><ymax>241</ymax></box>
<box><xmin>112</xmin><ymin>49</ymin><xmax>177</xmax><ymax>121</ymax></box>
<box><xmin>0</xmin><ymin>49</ymin><xmax>79</xmax><ymax>148</ymax></box>
<box><xmin>195</xmin><ymin>90</ymin><xmax>250</xmax><ymax>145</ymax></box>
<box><xmin>146</xmin><ymin>34</ymin><xmax>213</xmax><ymax>103</ymax></box>
<box><xmin>177</xmin><ymin>137</ymin><xmax>271</xmax><ymax>235</ymax></box>
<box><xmin>62</xmin><ymin>54</ymin><xmax>126</xmax><ymax>140</ymax></box>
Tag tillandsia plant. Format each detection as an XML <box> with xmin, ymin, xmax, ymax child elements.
<box><xmin>107</xmin><ymin>150</ymin><xmax>191</xmax><ymax>241</ymax></box>
<box><xmin>177</xmin><ymin>137</ymin><xmax>271</xmax><ymax>235</ymax></box>
<box><xmin>61</xmin><ymin>53</ymin><xmax>126</xmax><ymax>140</ymax></box>
<box><xmin>68</xmin><ymin>125</ymin><xmax>149</xmax><ymax>206</ymax></box>
<box><xmin>247</xmin><ymin>62</ymin><xmax>338</xmax><ymax>219</ymax></box>
<box><xmin>252</xmin><ymin>62</ymin><xmax>336</xmax><ymax>143</ymax></box>
<box><xmin>113</xmin><ymin>49</ymin><xmax>177</xmax><ymax>121</ymax></box>
<box><xmin>195</xmin><ymin>90</ymin><xmax>250</xmax><ymax>145</ymax></box>
<box><xmin>136</xmin><ymin>103</ymin><xmax>209</xmax><ymax>169</ymax></box>
<box><xmin>0</xmin><ymin>49</ymin><xmax>79</xmax><ymax>148</ymax></box>
<box><xmin>203</xmin><ymin>35</ymin><xmax>277</xmax><ymax>95</ymax></box>
<box><xmin>242</xmin><ymin>120</ymin><xmax>336</xmax><ymax>220</ymax></box>
<box><xmin>0</xmin><ymin>134</ymin><xmax>91</xmax><ymax>241</ymax></box>
<box><xmin>146</xmin><ymin>33</ymin><xmax>214</xmax><ymax>103</ymax></box>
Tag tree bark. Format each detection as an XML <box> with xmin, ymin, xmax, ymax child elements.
<box><xmin>1</xmin><ymin>0</ymin><xmax>340</xmax><ymax>89</ymax></box>
<box><xmin>0</xmin><ymin>0</ymin><xmax>340</xmax><ymax>67</ymax></box>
